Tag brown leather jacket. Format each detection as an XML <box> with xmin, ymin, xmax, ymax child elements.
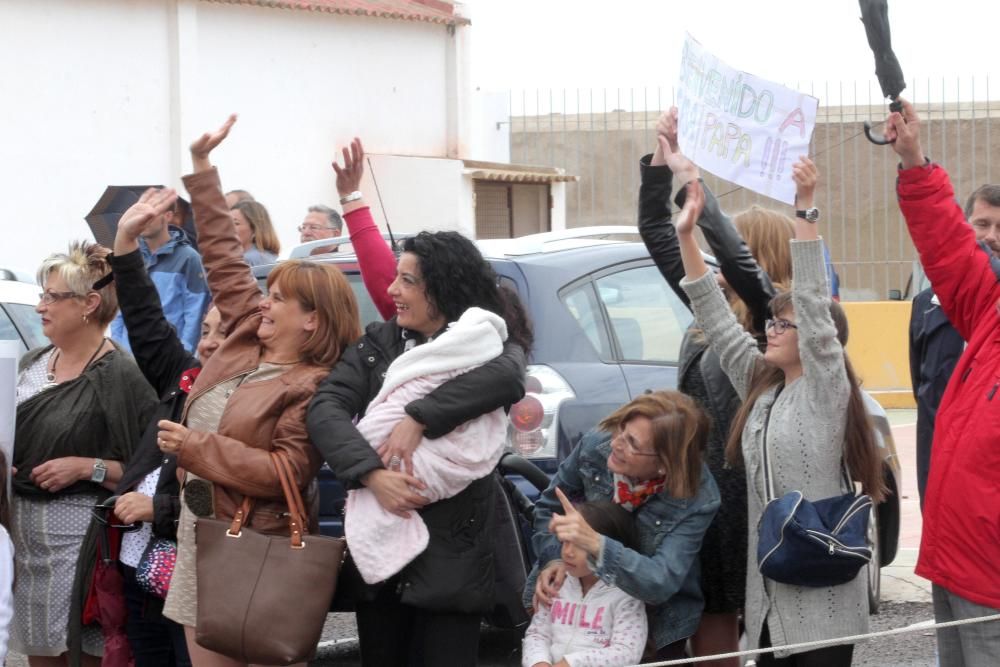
<box><xmin>175</xmin><ymin>167</ymin><xmax>326</xmax><ymax>535</ymax></box>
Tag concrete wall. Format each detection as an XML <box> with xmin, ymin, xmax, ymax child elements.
<box><xmin>842</xmin><ymin>301</ymin><xmax>914</xmax><ymax>408</ymax></box>
<box><xmin>512</xmin><ymin>107</ymin><xmax>1000</xmax><ymax>301</ymax></box>
<box><xmin>1</xmin><ymin>0</ymin><xmax>464</xmax><ymax>273</ymax></box>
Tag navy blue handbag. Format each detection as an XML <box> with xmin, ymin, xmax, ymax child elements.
<box><xmin>756</xmin><ymin>398</ymin><xmax>873</xmax><ymax>587</ymax></box>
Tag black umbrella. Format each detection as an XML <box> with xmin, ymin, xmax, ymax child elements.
<box><xmin>85</xmin><ymin>186</ymin><xmax>197</xmax><ymax>251</ymax></box>
<box><xmin>859</xmin><ymin>0</ymin><xmax>906</xmax><ymax>145</ymax></box>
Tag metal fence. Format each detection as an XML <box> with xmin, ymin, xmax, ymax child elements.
<box><xmin>508</xmin><ymin>77</ymin><xmax>1000</xmax><ymax>300</ymax></box>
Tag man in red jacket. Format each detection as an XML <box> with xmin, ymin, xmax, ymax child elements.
<box><xmin>887</xmin><ymin>99</ymin><xmax>1000</xmax><ymax>666</ymax></box>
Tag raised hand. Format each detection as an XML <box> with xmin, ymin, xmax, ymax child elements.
<box><xmin>332</xmin><ymin>137</ymin><xmax>365</xmax><ymax>197</ymax></box>
<box><xmin>115</xmin><ymin>187</ymin><xmax>178</xmax><ymax>249</ymax></box>
<box><xmin>885</xmin><ymin>98</ymin><xmax>924</xmax><ymax>169</ymax></box>
<box><xmin>675</xmin><ymin>179</ymin><xmax>705</xmax><ymax>237</ymax></box>
<box><xmin>792</xmin><ymin>156</ymin><xmax>819</xmax><ymax>209</ymax></box>
<box><xmin>652</xmin><ymin>107</ymin><xmax>700</xmax><ymax>185</ymax></box>
<box><xmin>548</xmin><ymin>487</ymin><xmax>601</xmax><ymax>556</ymax></box>
<box><xmin>190</xmin><ymin>114</ymin><xmax>238</xmax><ymax>172</ymax></box>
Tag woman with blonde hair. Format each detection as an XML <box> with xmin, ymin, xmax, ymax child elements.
<box><xmin>230</xmin><ymin>199</ymin><xmax>280</xmax><ymax>266</ymax></box>
<box><xmin>153</xmin><ymin>114</ymin><xmax>362</xmax><ymax>667</ymax></box>
<box><xmin>11</xmin><ymin>241</ymin><xmax>157</xmax><ymax>667</ymax></box>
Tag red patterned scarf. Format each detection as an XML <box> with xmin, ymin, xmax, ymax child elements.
<box><xmin>612</xmin><ymin>473</ymin><xmax>666</xmax><ymax>511</ymax></box>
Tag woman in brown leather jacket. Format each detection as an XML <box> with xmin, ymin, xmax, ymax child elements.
<box><xmin>153</xmin><ymin>115</ymin><xmax>362</xmax><ymax>667</ymax></box>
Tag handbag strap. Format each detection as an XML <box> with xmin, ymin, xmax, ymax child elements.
<box><xmin>226</xmin><ymin>451</ymin><xmax>311</xmax><ymax>548</ymax></box>
<box><xmin>760</xmin><ymin>386</ymin><xmax>855</xmax><ymax>501</ymax></box>
<box><xmin>270</xmin><ymin>450</ymin><xmax>309</xmax><ymax>548</ymax></box>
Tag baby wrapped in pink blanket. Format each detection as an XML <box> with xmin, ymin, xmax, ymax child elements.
<box><xmin>345</xmin><ymin>307</ymin><xmax>509</xmax><ymax>584</ymax></box>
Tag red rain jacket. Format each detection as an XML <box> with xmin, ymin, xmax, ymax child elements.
<box><xmin>898</xmin><ymin>162</ymin><xmax>1000</xmax><ymax>610</ymax></box>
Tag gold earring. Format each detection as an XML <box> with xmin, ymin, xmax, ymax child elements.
<box><xmin>83</xmin><ymin>313</ymin><xmax>89</xmax><ymax>324</ymax></box>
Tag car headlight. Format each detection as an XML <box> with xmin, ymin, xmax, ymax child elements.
<box><xmin>507</xmin><ymin>364</ymin><xmax>575</xmax><ymax>459</ymax></box>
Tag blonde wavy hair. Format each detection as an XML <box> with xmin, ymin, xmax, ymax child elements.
<box><xmin>729</xmin><ymin>206</ymin><xmax>794</xmax><ymax>334</ymax></box>
<box><xmin>37</xmin><ymin>241</ymin><xmax>118</xmax><ymax>326</ymax></box>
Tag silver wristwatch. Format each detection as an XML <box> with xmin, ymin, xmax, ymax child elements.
<box><xmin>795</xmin><ymin>207</ymin><xmax>820</xmax><ymax>223</ymax></box>
<box><xmin>339</xmin><ymin>190</ymin><xmax>363</xmax><ymax>206</ymax></box>
<box><xmin>91</xmin><ymin>458</ymin><xmax>108</xmax><ymax>484</ymax></box>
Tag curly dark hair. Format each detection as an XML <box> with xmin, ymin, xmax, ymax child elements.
<box><xmin>402</xmin><ymin>232</ymin><xmax>533</xmax><ymax>351</ymax></box>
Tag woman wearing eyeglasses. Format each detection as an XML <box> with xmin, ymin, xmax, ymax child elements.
<box><xmin>673</xmin><ymin>162</ymin><xmax>886</xmax><ymax>665</ymax></box>
<box><xmin>11</xmin><ymin>242</ymin><xmax>157</xmax><ymax>667</ymax></box>
<box><xmin>527</xmin><ymin>390</ymin><xmax>721</xmax><ymax>662</ymax></box>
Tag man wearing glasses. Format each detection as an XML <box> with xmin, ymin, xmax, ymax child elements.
<box><xmin>298</xmin><ymin>204</ymin><xmax>344</xmax><ymax>256</ymax></box>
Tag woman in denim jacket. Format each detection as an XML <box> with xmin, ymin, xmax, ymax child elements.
<box><xmin>527</xmin><ymin>391</ymin><xmax>720</xmax><ymax>661</ymax></box>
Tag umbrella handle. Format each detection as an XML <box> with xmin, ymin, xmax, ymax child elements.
<box><xmin>864</xmin><ymin>99</ymin><xmax>904</xmax><ymax>146</ymax></box>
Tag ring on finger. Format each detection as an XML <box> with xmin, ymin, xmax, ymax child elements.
<box><xmin>389</xmin><ymin>455</ymin><xmax>402</xmax><ymax>470</ymax></box>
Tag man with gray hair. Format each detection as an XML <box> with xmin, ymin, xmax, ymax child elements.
<box><xmin>298</xmin><ymin>205</ymin><xmax>344</xmax><ymax>256</ymax></box>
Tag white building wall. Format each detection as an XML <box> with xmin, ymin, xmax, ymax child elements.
<box><xmin>1</xmin><ymin>0</ymin><xmax>174</xmax><ymax>273</ymax></box>
<box><xmin>1</xmin><ymin>0</ymin><xmax>458</xmax><ymax>273</ymax></box>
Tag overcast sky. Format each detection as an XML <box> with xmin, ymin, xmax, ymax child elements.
<box><xmin>465</xmin><ymin>0</ymin><xmax>1000</xmax><ymax>106</ymax></box>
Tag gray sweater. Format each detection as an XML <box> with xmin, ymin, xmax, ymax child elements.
<box><xmin>681</xmin><ymin>239</ymin><xmax>867</xmax><ymax>658</ymax></box>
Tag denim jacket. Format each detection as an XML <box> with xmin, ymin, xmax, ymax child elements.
<box><xmin>525</xmin><ymin>430</ymin><xmax>720</xmax><ymax>649</ymax></box>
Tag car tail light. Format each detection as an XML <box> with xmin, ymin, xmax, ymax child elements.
<box><xmin>507</xmin><ymin>364</ymin><xmax>575</xmax><ymax>459</ymax></box>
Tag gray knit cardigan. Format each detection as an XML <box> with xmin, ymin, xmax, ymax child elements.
<box><xmin>681</xmin><ymin>239</ymin><xmax>868</xmax><ymax>658</ymax></box>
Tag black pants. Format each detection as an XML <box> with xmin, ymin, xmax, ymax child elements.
<box><xmin>355</xmin><ymin>579</ymin><xmax>482</xmax><ymax>667</ymax></box>
<box><xmin>121</xmin><ymin>564</ymin><xmax>191</xmax><ymax>667</ymax></box>
<box><xmin>758</xmin><ymin>624</ymin><xmax>854</xmax><ymax>667</ymax></box>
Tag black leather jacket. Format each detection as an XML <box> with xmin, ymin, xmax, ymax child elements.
<box><xmin>638</xmin><ymin>154</ymin><xmax>776</xmax><ymax>450</ymax></box>
<box><xmin>110</xmin><ymin>248</ymin><xmax>193</xmax><ymax>540</ymax></box>
<box><xmin>638</xmin><ymin>154</ymin><xmax>775</xmax><ymax>333</ymax></box>
<box><xmin>307</xmin><ymin>318</ymin><xmax>526</xmax><ymax>612</ymax></box>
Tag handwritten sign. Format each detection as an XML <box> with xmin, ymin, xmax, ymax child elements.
<box><xmin>676</xmin><ymin>34</ymin><xmax>818</xmax><ymax>205</ymax></box>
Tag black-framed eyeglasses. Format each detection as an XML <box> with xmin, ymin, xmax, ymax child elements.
<box><xmin>38</xmin><ymin>290</ymin><xmax>81</xmax><ymax>305</ymax></box>
<box><xmin>765</xmin><ymin>318</ymin><xmax>798</xmax><ymax>335</ymax></box>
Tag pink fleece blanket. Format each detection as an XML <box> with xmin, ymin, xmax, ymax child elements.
<box><xmin>345</xmin><ymin>307</ymin><xmax>509</xmax><ymax>584</ymax></box>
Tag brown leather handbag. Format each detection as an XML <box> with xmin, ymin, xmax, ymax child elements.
<box><xmin>195</xmin><ymin>451</ymin><xmax>345</xmax><ymax>665</ymax></box>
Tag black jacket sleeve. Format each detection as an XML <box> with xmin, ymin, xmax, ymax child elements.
<box><xmin>909</xmin><ymin>290</ymin><xmax>928</xmax><ymax>402</ymax></box>
<box><xmin>307</xmin><ymin>339</ymin><xmax>383</xmax><ymax>488</ymax></box>
<box><xmin>637</xmin><ymin>154</ymin><xmax>687</xmax><ymax>306</ymax></box>
<box><xmin>151</xmin><ymin>491</ymin><xmax>181</xmax><ymax>539</ymax></box>
<box><xmin>404</xmin><ymin>341</ymin><xmax>527</xmax><ymax>439</ymax></box>
<box><xmin>109</xmin><ymin>249</ymin><xmax>198</xmax><ymax>395</ymax></box>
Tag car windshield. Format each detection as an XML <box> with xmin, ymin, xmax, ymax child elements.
<box><xmin>3</xmin><ymin>303</ymin><xmax>46</xmax><ymax>350</ymax></box>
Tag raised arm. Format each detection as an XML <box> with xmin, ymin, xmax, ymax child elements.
<box><xmin>888</xmin><ymin>99</ymin><xmax>1000</xmax><ymax>338</ymax></box>
<box><xmin>182</xmin><ymin>115</ymin><xmax>263</xmax><ymax>333</ymax></box>
<box><xmin>111</xmin><ymin>188</ymin><xmax>198</xmax><ymax>394</ymax></box>
<box><xmin>334</xmin><ymin>138</ymin><xmax>396</xmax><ymax>320</ymax></box>
<box><xmin>675</xmin><ymin>180</ymin><xmax>762</xmax><ymax>398</ymax></box>
<box><xmin>638</xmin><ymin>110</ymin><xmax>685</xmax><ymax>300</ymax></box>
<box><xmin>659</xmin><ymin>106</ymin><xmax>777</xmax><ymax>330</ymax></box>
<box><xmin>789</xmin><ymin>157</ymin><xmax>850</xmax><ymax>408</ymax></box>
